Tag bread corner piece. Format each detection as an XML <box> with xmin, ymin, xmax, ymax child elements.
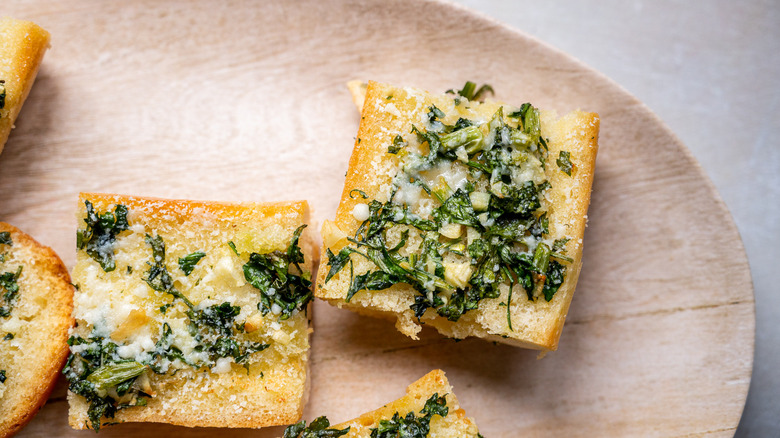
<box><xmin>0</xmin><ymin>222</ymin><xmax>74</xmax><ymax>437</ymax></box>
<box><xmin>315</xmin><ymin>81</ymin><xmax>599</xmax><ymax>351</ymax></box>
<box><xmin>285</xmin><ymin>369</ymin><xmax>481</xmax><ymax>437</ymax></box>
<box><xmin>0</xmin><ymin>17</ymin><xmax>50</xmax><ymax>155</ymax></box>
<box><xmin>66</xmin><ymin>193</ymin><xmax>315</xmax><ymax>431</ymax></box>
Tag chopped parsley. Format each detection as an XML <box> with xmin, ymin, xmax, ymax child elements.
<box><xmin>243</xmin><ymin>225</ymin><xmax>312</xmax><ymax>321</ymax></box>
<box><xmin>0</xmin><ymin>231</ymin><xmax>11</xmax><ymax>263</ymax></box>
<box><xmin>0</xmin><ymin>369</ymin><xmax>6</xmax><ymax>383</ymax></box>
<box><xmin>228</xmin><ymin>240</ymin><xmax>240</xmax><ymax>256</ymax></box>
<box><xmin>446</xmin><ymin>81</ymin><xmax>494</xmax><ymax>102</ymax></box>
<box><xmin>0</xmin><ymin>266</ymin><xmax>22</xmax><ymax>318</ymax></box>
<box><xmin>370</xmin><ymin>393</ymin><xmax>449</xmax><ymax>438</ymax></box>
<box><xmin>557</xmin><ymin>150</ymin><xmax>573</xmax><ymax>176</ymax></box>
<box><xmin>325</xmin><ymin>103</ymin><xmax>572</xmax><ymax>327</ymax></box>
<box><xmin>143</xmin><ymin>234</ymin><xmax>193</xmax><ymax>308</ymax></box>
<box><xmin>0</xmin><ymin>80</ymin><xmax>5</xmax><ymax>110</ymax></box>
<box><xmin>143</xmin><ymin>234</ymin><xmax>268</xmax><ymax>369</ymax></box>
<box><xmin>63</xmin><ymin>335</ymin><xmax>150</xmax><ymax>431</ymax></box>
<box><xmin>283</xmin><ymin>417</ymin><xmax>350</xmax><ymax>438</ymax></box>
<box><xmin>76</xmin><ymin>200</ymin><xmax>129</xmax><ymax>272</ymax></box>
<box><xmin>3</xmin><ymin>333</ymin><xmax>13</xmax><ymax>340</ymax></box>
<box><xmin>178</xmin><ymin>251</ymin><xmax>206</xmax><ymax>276</ymax></box>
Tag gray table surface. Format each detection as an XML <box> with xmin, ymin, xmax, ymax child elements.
<box><xmin>451</xmin><ymin>0</ymin><xmax>779</xmax><ymax>436</ymax></box>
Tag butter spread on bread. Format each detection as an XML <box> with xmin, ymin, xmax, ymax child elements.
<box><xmin>0</xmin><ymin>17</ymin><xmax>50</xmax><ymax>156</ymax></box>
<box><xmin>316</xmin><ymin>81</ymin><xmax>599</xmax><ymax>351</ymax></box>
<box><xmin>283</xmin><ymin>369</ymin><xmax>480</xmax><ymax>437</ymax></box>
<box><xmin>66</xmin><ymin>193</ymin><xmax>314</xmax><ymax>430</ymax></box>
<box><xmin>0</xmin><ymin>222</ymin><xmax>74</xmax><ymax>437</ymax></box>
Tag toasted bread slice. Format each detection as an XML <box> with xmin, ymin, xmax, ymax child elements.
<box><xmin>0</xmin><ymin>222</ymin><xmax>74</xmax><ymax>437</ymax></box>
<box><xmin>66</xmin><ymin>193</ymin><xmax>315</xmax><ymax>430</ymax></box>
<box><xmin>0</xmin><ymin>17</ymin><xmax>50</xmax><ymax>155</ymax></box>
<box><xmin>284</xmin><ymin>369</ymin><xmax>480</xmax><ymax>437</ymax></box>
<box><xmin>316</xmin><ymin>81</ymin><xmax>599</xmax><ymax>351</ymax></box>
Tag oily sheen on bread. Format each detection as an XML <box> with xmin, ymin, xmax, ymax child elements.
<box><xmin>316</xmin><ymin>81</ymin><xmax>599</xmax><ymax>351</ymax></box>
<box><xmin>0</xmin><ymin>222</ymin><xmax>74</xmax><ymax>438</ymax></box>
<box><xmin>283</xmin><ymin>369</ymin><xmax>480</xmax><ymax>437</ymax></box>
<box><xmin>66</xmin><ymin>193</ymin><xmax>314</xmax><ymax>430</ymax></box>
<box><xmin>0</xmin><ymin>17</ymin><xmax>50</xmax><ymax>155</ymax></box>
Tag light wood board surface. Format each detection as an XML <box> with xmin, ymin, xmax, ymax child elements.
<box><xmin>0</xmin><ymin>0</ymin><xmax>753</xmax><ymax>436</ymax></box>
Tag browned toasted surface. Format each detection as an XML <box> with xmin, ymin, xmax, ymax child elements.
<box><xmin>329</xmin><ymin>369</ymin><xmax>480</xmax><ymax>437</ymax></box>
<box><xmin>68</xmin><ymin>193</ymin><xmax>313</xmax><ymax>429</ymax></box>
<box><xmin>315</xmin><ymin>81</ymin><xmax>599</xmax><ymax>350</ymax></box>
<box><xmin>0</xmin><ymin>222</ymin><xmax>74</xmax><ymax>438</ymax></box>
<box><xmin>0</xmin><ymin>17</ymin><xmax>50</xmax><ymax>155</ymax></box>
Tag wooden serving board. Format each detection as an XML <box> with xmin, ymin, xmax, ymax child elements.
<box><xmin>1</xmin><ymin>1</ymin><xmax>753</xmax><ymax>436</ymax></box>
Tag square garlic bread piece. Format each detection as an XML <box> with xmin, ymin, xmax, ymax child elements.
<box><xmin>284</xmin><ymin>369</ymin><xmax>481</xmax><ymax>438</ymax></box>
<box><xmin>0</xmin><ymin>17</ymin><xmax>50</xmax><ymax>155</ymax></box>
<box><xmin>66</xmin><ymin>193</ymin><xmax>315</xmax><ymax>430</ymax></box>
<box><xmin>316</xmin><ymin>81</ymin><xmax>599</xmax><ymax>351</ymax></box>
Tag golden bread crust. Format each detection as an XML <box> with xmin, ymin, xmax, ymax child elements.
<box><xmin>315</xmin><ymin>81</ymin><xmax>599</xmax><ymax>351</ymax></box>
<box><xmin>0</xmin><ymin>222</ymin><xmax>74</xmax><ymax>438</ymax></box>
<box><xmin>0</xmin><ymin>17</ymin><xmax>50</xmax><ymax>155</ymax></box>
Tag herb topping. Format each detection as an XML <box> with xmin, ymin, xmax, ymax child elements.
<box><xmin>178</xmin><ymin>251</ymin><xmax>206</xmax><ymax>276</ymax></box>
<box><xmin>557</xmin><ymin>150</ymin><xmax>573</xmax><ymax>176</ymax></box>
<box><xmin>63</xmin><ymin>335</ymin><xmax>150</xmax><ymax>431</ymax></box>
<box><xmin>143</xmin><ymin>234</ymin><xmax>269</xmax><ymax>370</ymax></box>
<box><xmin>370</xmin><ymin>393</ymin><xmax>449</xmax><ymax>438</ymax></box>
<box><xmin>446</xmin><ymin>81</ymin><xmax>494</xmax><ymax>103</ymax></box>
<box><xmin>77</xmin><ymin>201</ymin><xmax>129</xmax><ymax>272</ymax></box>
<box><xmin>283</xmin><ymin>417</ymin><xmax>350</xmax><ymax>438</ymax></box>
<box><xmin>243</xmin><ymin>225</ymin><xmax>312</xmax><ymax>320</ymax></box>
<box><xmin>325</xmin><ymin>101</ymin><xmax>572</xmax><ymax>326</ymax></box>
<box><xmin>0</xmin><ymin>266</ymin><xmax>22</xmax><ymax>318</ymax></box>
<box><xmin>0</xmin><ymin>232</ymin><xmax>11</xmax><ymax>246</ymax></box>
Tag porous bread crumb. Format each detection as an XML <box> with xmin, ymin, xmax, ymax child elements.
<box><xmin>68</xmin><ymin>194</ymin><xmax>313</xmax><ymax>429</ymax></box>
<box><xmin>317</xmin><ymin>81</ymin><xmax>599</xmax><ymax>351</ymax></box>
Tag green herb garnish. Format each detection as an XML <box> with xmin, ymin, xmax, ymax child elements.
<box><xmin>446</xmin><ymin>81</ymin><xmax>494</xmax><ymax>102</ymax></box>
<box><xmin>0</xmin><ymin>370</ymin><xmax>6</xmax><ymax>383</ymax></box>
<box><xmin>143</xmin><ymin>234</ymin><xmax>194</xmax><ymax>308</ymax></box>
<box><xmin>185</xmin><ymin>302</ymin><xmax>269</xmax><ymax>368</ymax></box>
<box><xmin>370</xmin><ymin>393</ymin><xmax>449</xmax><ymax>438</ymax></box>
<box><xmin>243</xmin><ymin>225</ymin><xmax>312</xmax><ymax>321</ymax></box>
<box><xmin>557</xmin><ymin>150</ymin><xmax>573</xmax><ymax>176</ymax></box>
<box><xmin>0</xmin><ymin>232</ymin><xmax>11</xmax><ymax>246</ymax></box>
<box><xmin>283</xmin><ymin>416</ymin><xmax>350</xmax><ymax>438</ymax></box>
<box><xmin>388</xmin><ymin>134</ymin><xmax>406</xmax><ymax>154</ymax></box>
<box><xmin>77</xmin><ymin>201</ymin><xmax>129</xmax><ymax>272</ymax></box>
<box><xmin>63</xmin><ymin>335</ymin><xmax>151</xmax><ymax>431</ymax></box>
<box><xmin>227</xmin><ymin>241</ymin><xmax>240</xmax><ymax>256</ymax></box>
<box><xmin>178</xmin><ymin>251</ymin><xmax>206</xmax><ymax>276</ymax></box>
<box><xmin>86</xmin><ymin>361</ymin><xmax>147</xmax><ymax>392</ymax></box>
<box><xmin>0</xmin><ymin>80</ymin><xmax>5</xmax><ymax>110</ymax></box>
<box><xmin>142</xmin><ymin>234</ymin><xmax>268</xmax><ymax>369</ymax></box>
<box><xmin>3</xmin><ymin>333</ymin><xmax>13</xmax><ymax>341</ymax></box>
<box><xmin>0</xmin><ymin>266</ymin><xmax>23</xmax><ymax>318</ymax></box>
<box><xmin>325</xmin><ymin>104</ymin><xmax>571</xmax><ymax>326</ymax></box>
